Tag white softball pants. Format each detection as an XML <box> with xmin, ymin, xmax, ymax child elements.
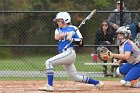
<box><xmin>45</xmin><ymin>47</ymin><xmax>88</xmax><ymax>82</ymax></box>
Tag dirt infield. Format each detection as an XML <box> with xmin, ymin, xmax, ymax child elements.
<box><xmin>0</xmin><ymin>80</ymin><xmax>139</xmax><ymax>93</ymax></box>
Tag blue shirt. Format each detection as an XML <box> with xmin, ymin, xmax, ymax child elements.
<box><xmin>124</xmin><ymin>42</ymin><xmax>132</xmax><ymax>52</ymax></box>
<box><xmin>55</xmin><ymin>25</ymin><xmax>83</xmax><ymax>53</ymax></box>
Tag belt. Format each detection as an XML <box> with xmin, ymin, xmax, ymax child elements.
<box><xmin>61</xmin><ymin>47</ymin><xmax>74</xmax><ymax>53</ymax></box>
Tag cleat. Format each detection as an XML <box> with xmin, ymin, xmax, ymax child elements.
<box><xmin>131</xmin><ymin>79</ymin><xmax>140</xmax><ymax>88</ymax></box>
<box><xmin>38</xmin><ymin>84</ymin><xmax>54</xmax><ymax>92</ymax></box>
<box><xmin>95</xmin><ymin>81</ymin><xmax>104</xmax><ymax>89</ymax></box>
<box><xmin>120</xmin><ymin>80</ymin><xmax>131</xmax><ymax>87</ymax></box>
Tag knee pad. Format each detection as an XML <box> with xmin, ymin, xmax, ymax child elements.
<box><xmin>116</xmin><ymin>67</ymin><xmax>121</xmax><ymax>76</ymax></box>
<box><xmin>45</xmin><ymin>60</ymin><xmax>53</xmax><ymax>69</ymax></box>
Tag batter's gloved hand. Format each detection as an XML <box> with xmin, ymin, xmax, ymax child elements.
<box><xmin>97</xmin><ymin>47</ymin><xmax>113</xmax><ymax>61</ymax></box>
<box><xmin>66</xmin><ymin>31</ymin><xmax>75</xmax><ymax>41</ymax></box>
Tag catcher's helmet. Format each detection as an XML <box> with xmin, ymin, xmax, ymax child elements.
<box><xmin>116</xmin><ymin>26</ymin><xmax>131</xmax><ymax>45</ymax></box>
<box><xmin>53</xmin><ymin>12</ymin><xmax>71</xmax><ymax>23</ymax></box>
<box><xmin>116</xmin><ymin>26</ymin><xmax>131</xmax><ymax>38</ymax></box>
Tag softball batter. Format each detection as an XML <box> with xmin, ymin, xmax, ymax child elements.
<box><xmin>39</xmin><ymin>12</ymin><xmax>104</xmax><ymax>91</ymax></box>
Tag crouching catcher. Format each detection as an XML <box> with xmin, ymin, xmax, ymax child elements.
<box><xmin>99</xmin><ymin>26</ymin><xmax>140</xmax><ymax>88</ymax></box>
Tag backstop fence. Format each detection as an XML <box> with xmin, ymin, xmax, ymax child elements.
<box><xmin>0</xmin><ymin>0</ymin><xmax>140</xmax><ymax>79</ymax></box>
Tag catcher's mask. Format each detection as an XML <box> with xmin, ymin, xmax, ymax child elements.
<box><xmin>116</xmin><ymin>26</ymin><xmax>131</xmax><ymax>45</ymax></box>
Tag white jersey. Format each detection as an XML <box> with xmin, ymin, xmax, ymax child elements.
<box><xmin>119</xmin><ymin>40</ymin><xmax>140</xmax><ymax>64</ymax></box>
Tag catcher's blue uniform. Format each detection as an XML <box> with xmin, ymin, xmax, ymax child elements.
<box><xmin>119</xmin><ymin>40</ymin><xmax>140</xmax><ymax>81</ymax></box>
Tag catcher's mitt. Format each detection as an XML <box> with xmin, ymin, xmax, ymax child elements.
<box><xmin>97</xmin><ymin>47</ymin><xmax>113</xmax><ymax>61</ymax></box>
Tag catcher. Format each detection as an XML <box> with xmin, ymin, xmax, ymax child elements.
<box><xmin>98</xmin><ymin>26</ymin><xmax>140</xmax><ymax>88</ymax></box>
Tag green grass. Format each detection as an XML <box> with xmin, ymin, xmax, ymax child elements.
<box><xmin>75</xmin><ymin>53</ymin><xmax>105</xmax><ymax>72</ymax></box>
<box><xmin>0</xmin><ymin>53</ymin><xmax>119</xmax><ymax>80</ymax></box>
<box><xmin>0</xmin><ymin>53</ymin><xmax>105</xmax><ymax>72</ymax></box>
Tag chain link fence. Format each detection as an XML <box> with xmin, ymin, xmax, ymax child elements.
<box><xmin>0</xmin><ymin>0</ymin><xmax>140</xmax><ymax>79</ymax></box>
